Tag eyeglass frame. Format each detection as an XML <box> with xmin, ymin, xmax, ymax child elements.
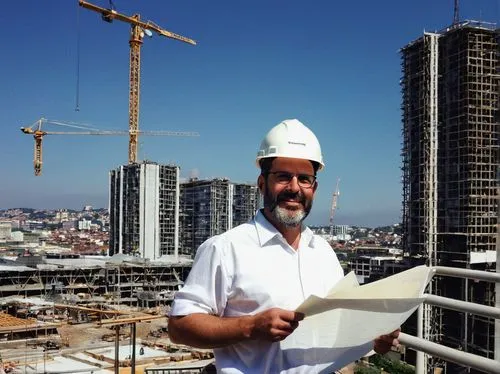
<box><xmin>263</xmin><ymin>171</ymin><xmax>317</xmax><ymax>188</ymax></box>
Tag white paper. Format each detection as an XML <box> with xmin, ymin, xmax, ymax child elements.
<box><xmin>280</xmin><ymin>265</ymin><xmax>432</xmax><ymax>360</ymax></box>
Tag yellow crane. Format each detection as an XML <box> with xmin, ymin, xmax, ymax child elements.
<box><xmin>329</xmin><ymin>178</ymin><xmax>341</xmax><ymax>237</ymax></box>
<box><xmin>21</xmin><ymin>118</ymin><xmax>199</xmax><ymax>176</ymax></box>
<box><xmin>78</xmin><ymin>0</ymin><xmax>196</xmax><ymax>164</ymax></box>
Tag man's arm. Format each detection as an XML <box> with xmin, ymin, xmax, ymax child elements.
<box><xmin>168</xmin><ymin>308</ymin><xmax>304</xmax><ymax>349</ymax></box>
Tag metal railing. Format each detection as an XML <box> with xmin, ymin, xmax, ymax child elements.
<box><xmin>16</xmin><ymin>266</ymin><xmax>499</xmax><ymax>373</ymax></box>
<box><xmin>399</xmin><ymin>266</ymin><xmax>500</xmax><ymax>374</ymax></box>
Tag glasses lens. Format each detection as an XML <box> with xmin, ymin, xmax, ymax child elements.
<box><xmin>297</xmin><ymin>175</ymin><xmax>314</xmax><ymax>187</ymax></box>
<box><xmin>275</xmin><ymin>172</ymin><xmax>292</xmax><ymax>184</ymax></box>
<box><xmin>270</xmin><ymin>172</ymin><xmax>314</xmax><ymax>187</ymax></box>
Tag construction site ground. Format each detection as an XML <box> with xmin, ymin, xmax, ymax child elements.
<box><xmin>0</xmin><ymin>306</ymin><xmax>214</xmax><ymax>373</ymax></box>
<box><xmin>0</xmin><ymin>303</ymin><xmax>372</xmax><ymax>373</ymax></box>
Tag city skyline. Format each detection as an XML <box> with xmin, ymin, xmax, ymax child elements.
<box><xmin>1</xmin><ymin>0</ymin><xmax>498</xmax><ymax>227</ymax></box>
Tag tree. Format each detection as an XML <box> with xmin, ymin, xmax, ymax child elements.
<box><xmin>355</xmin><ymin>366</ymin><xmax>380</xmax><ymax>374</ymax></box>
<box><xmin>369</xmin><ymin>355</ymin><xmax>415</xmax><ymax>374</ymax></box>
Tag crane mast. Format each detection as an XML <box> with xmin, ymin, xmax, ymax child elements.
<box><xmin>20</xmin><ymin>118</ymin><xmax>47</xmax><ymax>176</ymax></box>
<box><xmin>129</xmin><ymin>22</ymin><xmax>142</xmax><ymax>165</ymax></box>
<box><xmin>329</xmin><ymin>178</ymin><xmax>341</xmax><ymax>237</ymax></box>
<box><xmin>78</xmin><ymin>0</ymin><xmax>196</xmax><ymax>164</ymax></box>
<box><xmin>34</xmin><ymin>132</ymin><xmax>43</xmax><ymax>176</ymax></box>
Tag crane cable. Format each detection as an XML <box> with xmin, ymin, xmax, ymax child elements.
<box><xmin>74</xmin><ymin>1</ymin><xmax>114</xmax><ymax>111</ymax></box>
<box><xmin>75</xmin><ymin>3</ymin><xmax>81</xmax><ymax>112</ymax></box>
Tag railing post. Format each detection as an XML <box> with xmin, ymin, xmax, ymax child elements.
<box><xmin>115</xmin><ymin>325</ymin><xmax>120</xmax><ymax>374</ymax></box>
<box><xmin>131</xmin><ymin>322</ymin><xmax>136</xmax><ymax>374</ymax></box>
<box><xmin>416</xmin><ymin>304</ymin><xmax>425</xmax><ymax>374</ymax></box>
<box><xmin>400</xmin><ymin>332</ymin><xmax>500</xmax><ymax>373</ymax></box>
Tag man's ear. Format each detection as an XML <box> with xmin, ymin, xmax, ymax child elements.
<box><xmin>258</xmin><ymin>174</ymin><xmax>265</xmax><ymax>193</ymax></box>
<box><xmin>313</xmin><ymin>180</ymin><xmax>318</xmax><ymax>194</ymax></box>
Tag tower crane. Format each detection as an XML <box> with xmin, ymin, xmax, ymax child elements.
<box><xmin>21</xmin><ymin>118</ymin><xmax>199</xmax><ymax>176</ymax></box>
<box><xmin>78</xmin><ymin>0</ymin><xmax>196</xmax><ymax>164</ymax></box>
<box><xmin>329</xmin><ymin>178</ymin><xmax>341</xmax><ymax>237</ymax></box>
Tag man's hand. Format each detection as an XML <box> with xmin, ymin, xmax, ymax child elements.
<box><xmin>246</xmin><ymin>308</ymin><xmax>304</xmax><ymax>342</ymax></box>
<box><xmin>169</xmin><ymin>309</ymin><xmax>304</xmax><ymax>349</ymax></box>
<box><xmin>374</xmin><ymin>328</ymin><xmax>400</xmax><ymax>355</ymax></box>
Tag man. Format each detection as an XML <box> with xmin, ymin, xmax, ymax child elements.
<box><xmin>168</xmin><ymin>119</ymin><xmax>399</xmax><ymax>373</ymax></box>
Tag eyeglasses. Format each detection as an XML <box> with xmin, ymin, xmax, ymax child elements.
<box><xmin>265</xmin><ymin>171</ymin><xmax>316</xmax><ymax>188</ymax></box>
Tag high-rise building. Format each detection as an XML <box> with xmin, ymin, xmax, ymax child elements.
<box><xmin>401</xmin><ymin>21</ymin><xmax>498</xmax><ymax>373</ymax></box>
<box><xmin>232</xmin><ymin>182</ymin><xmax>261</xmax><ymax>226</ymax></box>
<box><xmin>179</xmin><ymin>178</ymin><xmax>260</xmax><ymax>255</ymax></box>
<box><xmin>109</xmin><ymin>161</ymin><xmax>180</xmax><ymax>259</ymax></box>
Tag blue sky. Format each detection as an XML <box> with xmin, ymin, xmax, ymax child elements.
<box><xmin>1</xmin><ymin>0</ymin><xmax>498</xmax><ymax>227</ymax></box>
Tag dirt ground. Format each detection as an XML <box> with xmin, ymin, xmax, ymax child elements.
<box><xmin>56</xmin><ymin>314</ymin><xmax>167</xmax><ymax>349</ymax></box>
<box><xmin>58</xmin><ymin>323</ymin><xmax>107</xmax><ymax>348</ymax></box>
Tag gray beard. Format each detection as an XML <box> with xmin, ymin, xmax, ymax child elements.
<box><xmin>272</xmin><ymin>205</ymin><xmax>306</xmax><ymax>228</ymax></box>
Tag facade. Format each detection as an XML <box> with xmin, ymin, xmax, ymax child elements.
<box><xmin>0</xmin><ymin>221</ymin><xmax>12</xmax><ymax>241</ymax></box>
<box><xmin>333</xmin><ymin>224</ymin><xmax>351</xmax><ymax>241</ymax></box>
<box><xmin>61</xmin><ymin>220</ymin><xmax>76</xmax><ymax>230</ymax></box>
<box><xmin>109</xmin><ymin>161</ymin><xmax>180</xmax><ymax>259</ymax></box>
<box><xmin>179</xmin><ymin>178</ymin><xmax>260</xmax><ymax>255</ymax></box>
<box><xmin>348</xmin><ymin>256</ymin><xmax>398</xmax><ymax>284</ymax></box>
<box><xmin>77</xmin><ymin>219</ymin><xmax>91</xmax><ymax>231</ymax></box>
<box><xmin>232</xmin><ymin>183</ymin><xmax>261</xmax><ymax>227</ymax></box>
<box><xmin>401</xmin><ymin>22</ymin><xmax>499</xmax><ymax>373</ymax></box>
<box><xmin>10</xmin><ymin>231</ymin><xmax>24</xmax><ymax>242</ymax></box>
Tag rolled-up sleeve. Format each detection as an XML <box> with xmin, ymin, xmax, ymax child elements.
<box><xmin>169</xmin><ymin>236</ymin><xmax>230</xmax><ymax>317</ymax></box>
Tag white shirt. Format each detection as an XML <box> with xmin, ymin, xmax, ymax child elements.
<box><xmin>170</xmin><ymin>210</ymin><xmax>370</xmax><ymax>373</ymax></box>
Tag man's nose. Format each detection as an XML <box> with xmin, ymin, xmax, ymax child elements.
<box><xmin>286</xmin><ymin>175</ymin><xmax>301</xmax><ymax>191</ymax></box>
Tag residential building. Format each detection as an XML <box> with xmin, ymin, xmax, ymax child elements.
<box><xmin>0</xmin><ymin>221</ymin><xmax>11</xmax><ymax>241</ymax></box>
<box><xmin>179</xmin><ymin>178</ymin><xmax>260</xmax><ymax>255</ymax></box>
<box><xmin>400</xmin><ymin>21</ymin><xmax>499</xmax><ymax>373</ymax></box>
<box><xmin>109</xmin><ymin>161</ymin><xmax>180</xmax><ymax>259</ymax></box>
<box><xmin>78</xmin><ymin>219</ymin><xmax>92</xmax><ymax>231</ymax></box>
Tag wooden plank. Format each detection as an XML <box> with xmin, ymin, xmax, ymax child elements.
<box><xmin>98</xmin><ymin>314</ymin><xmax>165</xmax><ymax>326</ymax></box>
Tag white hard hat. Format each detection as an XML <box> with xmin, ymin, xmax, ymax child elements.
<box><xmin>256</xmin><ymin>119</ymin><xmax>324</xmax><ymax>170</ymax></box>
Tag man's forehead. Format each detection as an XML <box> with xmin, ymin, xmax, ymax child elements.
<box><xmin>271</xmin><ymin>157</ymin><xmax>314</xmax><ymax>171</ymax></box>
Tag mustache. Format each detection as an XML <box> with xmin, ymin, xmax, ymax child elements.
<box><xmin>276</xmin><ymin>190</ymin><xmax>306</xmax><ymax>204</ymax></box>
<box><xmin>268</xmin><ymin>190</ymin><xmax>306</xmax><ymax>212</ymax></box>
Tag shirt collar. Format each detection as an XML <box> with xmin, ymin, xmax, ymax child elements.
<box><xmin>254</xmin><ymin>209</ymin><xmax>315</xmax><ymax>248</ymax></box>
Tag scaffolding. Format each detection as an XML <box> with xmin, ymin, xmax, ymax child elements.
<box><xmin>0</xmin><ymin>258</ymin><xmax>191</xmax><ymax>308</ymax></box>
<box><xmin>401</xmin><ymin>21</ymin><xmax>499</xmax><ymax>373</ymax></box>
<box><xmin>232</xmin><ymin>183</ymin><xmax>260</xmax><ymax>227</ymax></box>
<box><xmin>179</xmin><ymin>179</ymin><xmax>259</xmax><ymax>255</ymax></box>
<box><xmin>109</xmin><ymin>161</ymin><xmax>180</xmax><ymax>259</ymax></box>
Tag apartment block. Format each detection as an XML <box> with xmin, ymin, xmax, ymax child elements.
<box><xmin>109</xmin><ymin>161</ymin><xmax>180</xmax><ymax>259</ymax></box>
<box><xmin>0</xmin><ymin>221</ymin><xmax>12</xmax><ymax>241</ymax></box>
<box><xmin>179</xmin><ymin>178</ymin><xmax>260</xmax><ymax>255</ymax></box>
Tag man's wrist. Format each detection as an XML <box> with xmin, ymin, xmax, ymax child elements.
<box><xmin>238</xmin><ymin>315</ymin><xmax>255</xmax><ymax>340</ymax></box>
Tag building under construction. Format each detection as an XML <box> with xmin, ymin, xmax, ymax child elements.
<box><xmin>0</xmin><ymin>254</ymin><xmax>191</xmax><ymax>307</ymax></box>
<box><xmin>401</xmin><ymin>21</ymin><xmax>499</xmax><ymax>373</ymax></box>
<box><xmin>109</xmin><ymin>161</ymin><xmax>181</xmax><ymax>259</ymax></box>
<box><xmin>179</xmin><ymin>178</ymin><xmax>260</xmax><ymax>254</ymax></box>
